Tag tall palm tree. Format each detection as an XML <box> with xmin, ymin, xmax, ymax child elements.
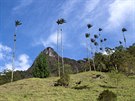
<box><xmin>87</xmin><ymin>24</ymin><xmax>93</xmax><ymax>71</ymax></box>
<box><xmin>100</xmin><ymin>39</ymin><xmax>103</xmax><ymax>51</ymax></box>
<box><xmin>94</xmin><ymin>34</ymin><xmax>99</xmax><ymax>52</ymax></box>
<box><xmin>90</xmin><ymin>38</ymin><xmax>96</xmax><ymax>71</ymax></box>
<box><xmin>119</xmin><ymin>41</ymin><xmax>122</xmax><ymax>45</ymax></box>
<box><xmin>94</xmin><ymin>41</ymin><xmax>99</xmax><ymax>52</ymax></box>
<box><xmin>87</xmin><ymin>24</ymin><xmax>92</xmax><ymax>29</ymax></box>
<box><xmin>98</xmin><ymin>28</ymin><xmax>103</xmax><ymax>52</ymax></box>
<box><xmin>11</xmin><ymin>20</ymin><xmax>22</xmax><ymax>82</ymax></box>
<box><xmin>56</xmin><ymin>19</ymin><xmax>60</xmax><ymax>77</ymax></box>
<box><xmin>104</xmin><ymin>38</ymin><xmax>107</xmax><ymax>41</ymax></box>
<box><xmin>56</xmin><ymin>18</ymin><xmax>66</xmax><ymax>75</ymax></box>
<box><xmin>122</xmin><ymin>28</ymin><xmax>127</xmax><ymax>48</ymax></box>
<box><xmin>85</xmin><ymin>33</ymin><xmax>91</xmax><ymax>71</ymax></box>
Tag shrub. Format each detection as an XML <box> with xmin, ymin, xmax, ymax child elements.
<box><xmin>54</xmin><ymin>73</ymin><xmax>70</xmax><ymax>87</ymax></box>
<box><xmin>97</xmin><ymin>90</ymin><xmax>117</xmax><ymax>101</ymax></box>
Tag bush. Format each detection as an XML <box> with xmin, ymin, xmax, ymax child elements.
<box><xmin>32</xmin><ymin>53</ymin><xmax>50</xmax><ymax>78</ymax></box>
<box><xmin>97</xmin><ymin>90</ymin><xmax>117</xmax><ymax>101</ymax></box>
<box><xmin>54</xmin><ymin>73</ymin><xmax>70</xmax><ymax>87</ymax></box>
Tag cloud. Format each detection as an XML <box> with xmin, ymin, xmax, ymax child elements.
<box><xmin>13</xmin><ymin>0</ymin><xmax>33</xmax><ymax>11</ymax></box>
<box><xmin>4</xmin><ymin>54</ymin><xmax>31</xmax><ymax>71</ymax></box>
<box><xmin>34</xmin><ymin>31</ymin><xmax>68</xmax><ymax>48</ymax></box>
<box><xmin>0</xmin><ymin>43</ymin><xmax>12</xmax><ymax>60</ymax></box>
<box><xmin>0</xmin><ymin>43</ymin><xmax>31</xmax><ymax>71</ymax></box>
<box><xmin>107</xmin><ymin>0</ymin><xmax>134</xmax><ymax>29</ymax></box>
<box><xmin>79</xmin><ymin>0</ymin><xmax>100</xmax><ymax>20</ymax></box>
<box><xmin>61</xmin><ymin>0</ymin><xmax>79</xmax><ymax>18</ymax></box>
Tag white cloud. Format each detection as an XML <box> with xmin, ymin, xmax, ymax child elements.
<box><xmin>107</xmin><ymin>0</ymin><xmax>135</xmax><ymax>29</ymax></box>
<box><xmin>35</xmin><ymin>31</ymin><xmax>66</xmax><ymax>48</ymax></box>
<box><xmin>79</xmin><ymin>0</ymin><xmax>100</xmax><ymax>20</ymax></box>
<box><xmin>17</xmin><ymin>54</ymin><xmax>31</xmax><ymax>70</ymax></box>
<box><xmin>61</xmin><ymin>0</ymin><xmax>79</xmax><ymax>18</ymax></box>
<box><xmin>0</xmin><ymin>43</ymin><xmax>12</xmax><ymax>60</ymax></box>
<box><xmin>13</xmin><ymin>0</ymin><xmax>33</xmax><ymax>11</ymax></box>
<box><xmin>4</xmin><ymin>54</ymin><xmax>31</xmax><ymax>71</ymax></box>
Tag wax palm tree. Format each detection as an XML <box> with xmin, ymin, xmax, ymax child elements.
<box><xmin>91</xmin><ymin>38</ymin><xmax>95</xmax><ymax>43</ymax></box>
<box><xmin>90</xmin><ymin>38</ymin><xmax>96</xmax><ymax>71</ymax></box>
<box><xmin>94</xmin><ymin>34</ymin><xmax>99</xmax><ymax>52</ymax></box>
<box><xmin>94</xmin><ymin>41</ymin><xmax>99</xmax><ymax>52</ymax></box>
<box><xmin>56</xmin><ymin>18</ymin><xmax>66</xmax><ymax>76</ymax></box>
<box><xmin>100</xmin><ymin>39</ymin><xmax>103</xmax><ymax>51</ymax></box>
<box><xmin>11</xmin><ymin>20</ymin><xmax>22</xmax><ymax>82</ymax></box>
<box><xmin>119</xmin><ymin>41</ymin><xmax>122</xmax><ymax>45</ymax></box>
<box><xmin>98</xmin><ymin>28</ymin><xmax>103</xmax><ymax>52</ymax></box>
<box><xmin>104</xmin><ymin>38</ymin><xmax>107</xmax><ymax>41</ymax></box>
<box><xmin>87</xmin><ymin>24</ymin><xmax>92</xmax><ymax>29</ymax></box>
<box><xmin>85</xmin><ymin>33</ymin><xmax>91</xmax><ymax>71</ymax></box>
<box><xmin>94</xmin><ymin>34</ymin><xmax>98</xmax><ymax>39</ymax></box>
<box><xmin>122</xmin><ymin>28</ymin><xmax>127</xmax><ymax>48</ymax></box>
<box><xmin>99</xmin><ymin>28</ymin><xmax>102</xmax><ymax>31</ymax></box>
<box><xmin>87</xmin><ymin>23</ymin><xmax>93</xmax><ymax>71</ymax></box>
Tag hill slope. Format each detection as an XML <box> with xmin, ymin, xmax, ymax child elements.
<box><xmin>0</xmin><ymin>71</ymin><xmax>135</xmax><ymax>101</ymax></box>
<box><xmin>28</xmin><ymin>47</ymin><xmax>84</xmax><ymax>77</ymax></box>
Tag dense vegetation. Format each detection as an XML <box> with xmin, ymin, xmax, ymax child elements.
<box><xmin>32</xmin><ymin>53</ymin><xmax>50</xmax><ymax>78</ymax></box>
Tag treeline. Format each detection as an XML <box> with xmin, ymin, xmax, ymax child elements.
<box><xmin>83</xmin><ymin>43</ymin><xmax>135</xmax><ymax>74</ymax></box>
<box><xmin>0</xmin><ymin>43</ymin><xmax>135</xmax><ymax>85</ymax></box>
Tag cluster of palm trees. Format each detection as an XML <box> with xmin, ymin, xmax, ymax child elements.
<box><xmin>56</xmin><ymin>18</ymin><xmax>66</xmax><ymax>76</ymax></box>
<box><xmin>84</xmin><ymin>25</ymin><xmax>128</xmax><ymax>71</ymax></box>
<box><xmin>85</xmin><ymin>24</ymin><xmax>107</xmax><ymax>71</ymax></box>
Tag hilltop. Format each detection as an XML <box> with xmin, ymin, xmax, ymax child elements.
<box><xmin>0</xmin><ymin>71</ymin><xmax>135</xmax><ymax>101</ymax></box>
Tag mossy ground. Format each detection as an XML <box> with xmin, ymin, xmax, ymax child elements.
<box><xmin>0</xmin><ymin>71</ymin><xmax>135</xmax><ymax>101</ymax></box>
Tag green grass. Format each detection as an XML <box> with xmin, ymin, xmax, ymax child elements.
<box><xmin>0</xmin><ymin>71</ymin><xmax>135</xmax><ymax>101</ymax></box>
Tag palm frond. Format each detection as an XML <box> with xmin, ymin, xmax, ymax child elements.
<box><xmin>99</xmin><ymin>28</ymin><xmax>102</xmax><ymax>31</ymax></box>
<box><xmin>122</xmin><ymin>28</ymin><xmax>127</xmax><ymax>32</ymax></box>
<box><xmin>87</xmin><ymin>24</ymin><xmax>92</xmax><ymax>29</ymax></box>
<box><xmin>15</xmin><ymin>20</ymin><xmax>22</xmax><ymax>27</ymax></box>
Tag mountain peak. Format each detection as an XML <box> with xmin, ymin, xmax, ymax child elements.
<box><xmin>43</xmin><ymin>47</ymin><xmax>58</xmax><ymax>57</ymax></box>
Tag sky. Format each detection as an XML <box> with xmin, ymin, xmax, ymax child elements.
<box><xmin>0</xmin><ymin>0</ymin><xmax>135</xmax><ymax>71</ymax></box>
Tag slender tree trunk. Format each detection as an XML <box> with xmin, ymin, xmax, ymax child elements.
<box><xmin>61</xmin><ymin>29</ymin><xmax>64</xmax><ymax>74</ymax></box>
<box><xmin>88</xmin><ymin>39</ymin><xmax>91</xmax><ymax>71</ymax></box>
<box><xmin>11</xmin><ymin>27</ymin><xmax>17</xmax><ymax>82</ymax></box>
<box><xmin>86</xmin><ymin>38</ymin><xmax>89</xmax><ymax>71</ymax></box>
<box><xmin>57</xmin><ymin>27</ymin><xmax>60</xmax><ymax>77</ymax></box>
<box><xmin>122</xmin><ymin>32</ymin><xmax>126</xmax><ymax>48</ymax></box>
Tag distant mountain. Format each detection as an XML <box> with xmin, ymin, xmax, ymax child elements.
<box><xmin>27</xmin><ymin>47</ymin><xmax>85</xmax><ymax>77</ymax></box>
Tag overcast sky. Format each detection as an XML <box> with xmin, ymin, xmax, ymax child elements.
<box><xmin>0</xmin><ymin>0</ymin><xmax>135</xmax><ymax>71</ymax></box>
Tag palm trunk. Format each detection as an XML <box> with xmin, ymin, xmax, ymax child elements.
<box><xmin>57</xmin><ymin>27</ymin><xmax>60</xmax><ymax>77</ymax></box>
<box><xmin>93</xmin><ymin>56</ymin><xmax>96</xmax><ymax>71</ymax></box>
<box><xmin>88</xmin><ymin>39</ymin><xmax>91</xmax><ymax>71</ymax></box>
<box><xmin>11</xmin><ymin>27</ymin><xmax>17</xmax><ymax>82</ymax></box>
<box><xmin>61</xmin><ymin>29</ymin><xmax>64</xmax><ymax>74</ymax></box>
<box><xmin>90</xmin><ymin>42</ymin><xmax>94</xmax><ymax>71</ymax></box>
<box><xmin>93</xmin><ymin>47</ymin><xmax>96</xmax><ymax>71</ymax></box>
<box><xmin>122</xmin><ymin>32</ymin><xmax>126</xmax><ymax>48</ymax></box>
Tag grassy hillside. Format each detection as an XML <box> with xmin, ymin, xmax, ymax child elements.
<box><xmin>0</xmin><ymin>71</ymin><xmax>135</xmax><ymax>101</ymax></box>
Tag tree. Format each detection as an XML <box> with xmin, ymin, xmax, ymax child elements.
<box><xmin>85</xmin><ymin>33</ymin><xmax>91</xmax><ymax>71</ymax></box>
<box><xmin>122</xmin><ymin>28</ymin><xmax>127</xmax><ymax>48</ymax></box>
<box><xmin>98</xmin><ymin>28</ymin><xmax>103</xmax><ymax>52</ymax></box>
<box><xmin>87</xmin><ymin>23</ymin><xmax>93</xmax><ymax>71</ymax></box>
<box><xmin>32</xmin><ymin>53</ymin><xmax>50</xmax><ymax>78</ymax></box>
<box><xmin>56</xmin><ymin>18</ymin><xmax>66</xmax><ymax>76</ymax></box>
<box><xmin>11</xmin><ymin>20</ymin><xmax>22</xmax><ymax>82</ymax></box>
<box><xmin>90</xmin><ymin>38</ymin><xmax>96</xmax><ymax>71</ymax></box>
